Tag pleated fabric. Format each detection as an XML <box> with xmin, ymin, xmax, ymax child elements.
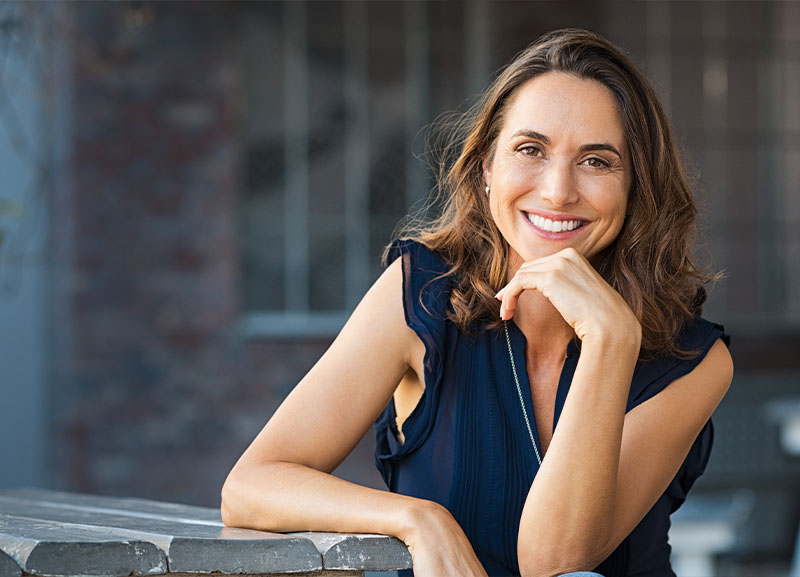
<box><xmin>374</xmin><ymin>240</ymin><xmax>729</xmax><ymax>577</ymax></box>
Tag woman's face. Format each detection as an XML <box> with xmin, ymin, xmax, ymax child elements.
<box><xmin>483</xmin><ymin>71</ymin><xmax>632</xmax><ymax>271</ymax></box>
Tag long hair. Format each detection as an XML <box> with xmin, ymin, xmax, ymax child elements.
<box><xmin>390</xmin><ymin>28</ymin><xmax>714</xmax><ymax>359</ymax></box>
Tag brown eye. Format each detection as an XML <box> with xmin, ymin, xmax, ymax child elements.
<box><xmin>584</xmin><ymin>157</ymin><xmax>610</xmax><ymax>168</ymax></box>
<box><xmin>520</xmin><ymin>145</ymin><xmax>543</xmax><ymax>156</ymax></box>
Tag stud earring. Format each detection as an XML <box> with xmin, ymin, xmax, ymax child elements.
<box><xmin>485</xmin><ymin>185</ymin><xmax>490</xmax><ymax>195</ymax></box>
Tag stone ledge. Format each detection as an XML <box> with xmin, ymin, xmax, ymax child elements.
<box><xmin>0</xmin><ymin>489</ymin><xmax>411</xmax><ymax>576</ymax></box>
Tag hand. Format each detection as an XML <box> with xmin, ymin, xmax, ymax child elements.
<box><xmin>495</xmin><ymin>247</ymin><xmax>640</xmax><ymax>344</ymax></box>
<box><xmin>399</xmin><ymin>502</ymin><xmax>488</xmax><ymax>577</ymax></box>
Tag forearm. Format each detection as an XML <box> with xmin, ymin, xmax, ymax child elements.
<box><xmin>517</xmin><ymin>332</ymin><xmax>639</xmax><ymax>574</ymax></box>
<box><xmin>222</xmin><ymin>460</ymin><xmax>437</xmax><ymax>541</ymax></box>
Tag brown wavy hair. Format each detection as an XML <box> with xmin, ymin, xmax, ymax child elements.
<box><xmin>389</xmin><ymin>28</ymin><xmax>715</xmax><ymax>359</ymax></box>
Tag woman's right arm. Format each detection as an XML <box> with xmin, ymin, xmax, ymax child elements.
<box><xmin>221</xmin><ymin>258</ymin><xmax>487</xmax><ymax>577</ymax></box>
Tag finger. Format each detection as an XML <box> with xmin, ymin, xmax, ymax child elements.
<box><xmin>497</xmin><ymin>282</ymin><xmax>514</xmax><ymax>320</ymax></box>
<box><xmin>499</xmin><ymin>265</ymin><xmax>568</xmax><ymax>320</ymax></box>
<box><xmin>497</xmin><ymin>276</ymin><xmax>529</xmax><ymax>320</ymax></box>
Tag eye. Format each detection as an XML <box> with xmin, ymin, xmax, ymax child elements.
<box><xmin>518</xmin><ymin>144</ymin><xmax>544</xmax><ymax>157</ymax></box>
<box><xmin>583</xmin><ymin>156</ymin><xmax>610</xmax><ymax>168</ymax></box>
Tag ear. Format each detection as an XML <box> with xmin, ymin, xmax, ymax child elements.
<box><xmin>482</xmin><ymin>155</ymin><xmax>492</xmax><ymax>189</ymax></box>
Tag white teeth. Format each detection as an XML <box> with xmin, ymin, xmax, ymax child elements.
<box><xmin>527</xmin><ymin>213</ymin><xmax>583</xmax><ymax>233</ymax></box>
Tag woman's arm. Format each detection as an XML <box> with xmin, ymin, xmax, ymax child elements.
<box><xmin>496</xmin><ymin>248</ymin><xmax>733</xmax><ymax>577</ymax></box>
<box><xmin>221</xmin><ymin>258</ymin><xmax>488</xmax><ymax>577</ymax></box>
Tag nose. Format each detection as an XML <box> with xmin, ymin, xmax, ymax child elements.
<box><xmin>538</xmin><ymin>160</ymin><xmax>579</xmax><ymax>207</ymax></box>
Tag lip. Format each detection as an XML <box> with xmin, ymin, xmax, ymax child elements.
<box><xmin>521</xmin><ymin>209</ymin><xmax>590</xmax><ymax>240</ymax></box>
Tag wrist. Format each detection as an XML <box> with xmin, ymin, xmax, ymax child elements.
<box><xmin>582</xmin><ymin>321</ymin><xmax>641</xmax><ymax>356</ymax></box>
<box><xmin>395</xmin><ymin>498</ymin><xmax>452</xmax><ymax>544</ymax></box>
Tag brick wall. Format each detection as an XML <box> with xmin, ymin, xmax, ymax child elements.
<box><xmin>48</xmin><ymin>1</ymin><xmax>382</xmax><ymax>507</ymax></box>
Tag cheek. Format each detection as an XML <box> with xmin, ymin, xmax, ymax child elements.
<box><xmin>488</xmin><ymin>193</ymin><xmax>504</xmax><ymax>230</ymax></box>
<box><xmin>587</xmin><ymin>179</ymin><xmax>628</xmax><ymax>217</ymax></box>
<box><xmin>500</xmin><ymin>161</ymin><xmax>541</xmax><ymax>193</ymax></box>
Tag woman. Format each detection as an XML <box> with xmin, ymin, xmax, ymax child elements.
<box><xmin>222</xmin><ymin>29</ymin><xmax>733</xmax><ymax>577</ymax></box>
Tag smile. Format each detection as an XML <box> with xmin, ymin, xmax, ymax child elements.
<box><xmin>526</xmin><ymin>212</ymin><xmax>586</xmax><ymax>233</ymax></box>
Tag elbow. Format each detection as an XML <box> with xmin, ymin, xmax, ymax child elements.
<box><xmin>220</xmin><ymin>484</ymin><xmax>235</xmax><ymax>527</ymax></box>
<box><xmin>220</xmin><ymin>474</ymin><xmax>237</xmax><ymax>527</ymax></box>
<box><xmin>518</xmin><ymin>536</ymin><xmax>610</xmax><ymax>577</ymax></box>
<box><xmin>519</xmin><ymin>555</ymin><xmax>605</xmax><ymax>577</ymax></box>
<box><xmin>220</xmin><ymin>459</ymin><xmax>289</xmax><ymax>530</ymax></box>
<box><xmin>220</xmin><ymin>464</ymin><xmax>249</xmax><ymax>528</ymax></box>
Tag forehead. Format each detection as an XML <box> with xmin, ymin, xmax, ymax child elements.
<box><xmin>500</xmin><ymin>72</ymin><xmax>626</xmax><ymax>148</ymax></box>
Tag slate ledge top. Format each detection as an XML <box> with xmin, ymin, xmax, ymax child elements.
<box><xmin>0</xmin><ymin>487</ymin><xmax>412</xmax><ymax>576</ymax></box>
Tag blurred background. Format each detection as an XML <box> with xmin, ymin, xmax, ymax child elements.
<box><xmin>0</xmin><ymin>1</ymin><xmax>798</xmax><ymax>575</ymax></box>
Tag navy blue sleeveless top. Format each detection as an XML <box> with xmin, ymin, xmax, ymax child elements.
<box><xmin>374</xmin><ymin>240</ymin><xmax>730</xmax><ymax>577</ymax></box>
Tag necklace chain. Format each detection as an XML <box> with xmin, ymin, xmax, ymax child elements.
<box><xmin>503</xmin><ymin>321</ymin><xmax>543</xmax><ymax>466</ymax></box>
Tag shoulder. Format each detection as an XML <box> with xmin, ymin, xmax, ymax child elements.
<box><xmin>386</xmin><ymin>239</ymin><xmax>455</xmax><ymax>324</ymax></box>
<box><xmin>629</xmin><ymin>316</ymin><xmax>732</xmax><ymax>410</ymax></box>
<box><xmin>386</xmin><ymin>239</ymin><xmax>452</xmax><ymax>281</ymax></box>
<box><xmin>676</xmin><ymin>316</ymin><xmax>730</xmax><ymax>353</ymax></box>
<box><xmin>325</xmin><ymin>252</ymin><xmax>423</xmax><ymax>380</ymax></box>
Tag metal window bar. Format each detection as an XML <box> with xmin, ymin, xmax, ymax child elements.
<box><xmin>756</xmin><ymin>2</ymin><xmax>785</xmax><ymax>318</ymax></box>
<box><xmin>646</xmin><ymin>1</ymin><xmax>672</xmax><ymax>116</ymax></box>
<box><xmin>465</xmin><ymin>0</ymin><xmax>489</xmax><ymax>97</ymax></box>
<box><xmin>344</xmin><ymin>1</ymin><xmax>370</xmax><ymax>311</ymax></box>
<box><xmin>701</xmin><ymin>1</ymin><xmax>729</xmax><ymax>316</ymax></box>
<box><xmin>405</xmin><ymin>1</ymin><xmax>430</xmax><ymax>214</ymax></box>
<box><xmin>284</xmin><ymin>0</ymin><xmax>309</xmax><ymax>314</ymax></box>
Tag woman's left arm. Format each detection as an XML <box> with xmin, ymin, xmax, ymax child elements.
<box><xmin>496</xmin><ymin>248</ymin><xmax>733</xmax><ymax>577</ymax></box>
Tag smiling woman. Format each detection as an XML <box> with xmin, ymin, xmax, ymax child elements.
<box><xmin>222</xmin><ymin>29</ymin><xmax>732</xmax><ymax>577</ymax></box>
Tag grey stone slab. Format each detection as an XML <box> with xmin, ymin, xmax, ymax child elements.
<box><xmin>0</xmin><ymin>549</ymin><xmax>21</xmax><ymax>577</ymax></box>
<box><xmin>1</xmin><ymin>489</ymin><xmax>409</xmax><ymax>574</ymax></box>
<box><xmin>292</xmin><ymin>533</ymin><xmax>412</xmax><ymax>572</ymax></box>
<box><xmin>0</xmin><ymin>513</ymin><xmax>166</xmax><ymax>576</ymax></box>
<box><xmin>0</xmin><ymin>488</ymin><xmax>221</xmax><ymax>525</ymax></box>
<box><xmin>0</xmin><ymin>498</ymin><xmax>322</xmax><ymax>574</ymax></box>
<box><xmin>167</xmin><ymin>535</ymin><xmax>322</xmax><ymax>574</ymax></box>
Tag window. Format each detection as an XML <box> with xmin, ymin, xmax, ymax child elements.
<box><xmin>237</xmin><ymin>0</ymin><xmax>488</xmax><ymax>337</ymax></box>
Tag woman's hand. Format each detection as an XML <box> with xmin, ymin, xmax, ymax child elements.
<box><xmin>399</xmin><ymin>502</ymin><xmax>488</xmax><ymax>577</ymax></box>
<box><xmin>495</xmin><ymin>247</ymin><xmax>640</xmax><ymax>344</ymax></box>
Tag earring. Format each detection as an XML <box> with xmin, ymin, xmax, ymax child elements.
<box><xmin>485</xmin><ymin>185</ymin><xmax>490</xmax><ymax>195</ymax></box>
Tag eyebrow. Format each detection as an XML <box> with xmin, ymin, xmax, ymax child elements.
<box><xmin>579</xmin><ymin>143</ymin><xmax>623</xmax><ymax>159</ymax></box>
<box><xmin>511</xmin><ymin>129</ymin><xmax>550</xmax><ymax>144</ymax></box>
<box><xmin>511</xmin><ymin>129</ymin><xmax>624</xmax><ymax>159</ymax></box>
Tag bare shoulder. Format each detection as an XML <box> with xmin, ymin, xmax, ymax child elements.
<box><xmin>308</xmin><ymin>256</ymin><xmax>419</xmax><ymax>395</ymax></box>
<box><xmin>673</xmin><ymin>337</ymin><xmax>733</xmax><ymax>405</ymax></box>
<box><xmin>701</xmin><ymin>337</ymin><xmax>733</xmax><ymax>387</ymax></box>
<box><xmin>345</xmin><ymin>257</ymin><xmax>417</xmax><ymax>357</ymax></box>
<box><xmin>631</xmin><ymin>337</ymin><xmax>733</xmax><ymax>427</ymax></box>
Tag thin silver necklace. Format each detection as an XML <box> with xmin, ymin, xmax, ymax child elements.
<box><xmin>503</xmin><ymin>321</ymin><xmax>543</xmax><ymax>466</ymax></box>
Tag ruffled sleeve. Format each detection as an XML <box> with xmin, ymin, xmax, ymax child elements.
<box><xmin>373</xmin><ymin>239</ymin><xmax>453</xmax><ymax>488</ymax></box>
<box><xmin>627</xmin><ymin>316</ymin><xmax>730</xmax><ymax>511</ymax></box>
